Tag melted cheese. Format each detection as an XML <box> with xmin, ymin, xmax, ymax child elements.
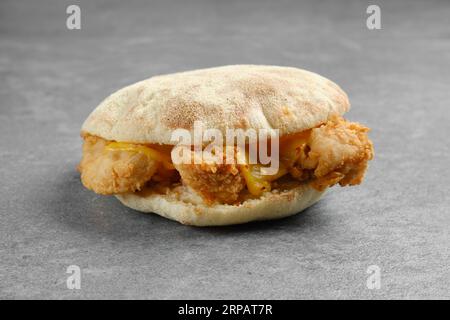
<box><xmin>239</xmin><ymin>131</ymin><xmax>310</xmax><ymax>196</ymax></box>
<box><xmin>104</xmin><ymin>131</ymin><xmax>310</xmax><ymax>197</ymax></box>
<box><xmin>105</xmin><ymin>142</ymin><xmax>175</xmax><ymax>170</ymax></box>
<box><xmin>279</xmin><ymin>130</ymin><xmax>311</xmax><ymax>166</ymax></box>
<box><xmin>240</xmin><ymin>164</ymin><xmax>272</xmax><ymax>196</ymax></box>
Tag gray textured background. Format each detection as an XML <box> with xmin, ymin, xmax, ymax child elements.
<box><xmin>1</xmin><ymin>0</ymin><xmax>449</xmax><ymax>299</ymax></box>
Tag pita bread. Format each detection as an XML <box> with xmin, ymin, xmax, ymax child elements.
<box><xmin>81</xmin><ymin>65</ymin><xmax>348</xmax><ymax>226</ymax></box>
<box><xmin>82</xmin><ymin>65</ymin><xmax>349</xmax><ymax>144</ymax></box>
<box><xmin>116</xmin><ymin>184</ymin><xmax>325</xmax><ymax>226</ymax></box>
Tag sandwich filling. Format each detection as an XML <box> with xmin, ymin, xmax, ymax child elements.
<box><xmin>78</xmin><ymin>116</ymin><xmax>373</xmax><ymax>205</ymax></box>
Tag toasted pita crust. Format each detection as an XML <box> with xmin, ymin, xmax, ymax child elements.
<box><xmin>82</xmin><ymin>65</ymin><xmax>349</xmax><ymax>144</ymax></box>
<box><xmin>115</xmin><ymin>184</ymin><xmax>325</xmax><ymax>226</ymax></box>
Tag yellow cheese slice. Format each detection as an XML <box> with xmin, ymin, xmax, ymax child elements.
<box><xmin>105</xmin><ymin>142</ymin><xmax>175</xmax><ymax>170</ymax></box>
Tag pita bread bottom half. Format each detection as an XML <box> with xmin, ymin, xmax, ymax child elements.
<box><xmin>116</xmin><ymin>184</ymin><xmax>325</xmax><ymax>226</ymax></box>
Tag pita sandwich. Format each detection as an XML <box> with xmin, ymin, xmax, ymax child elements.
<box><xmin>79</xmin><ymin>65</ymin><xmax>374</xmax><ymax>226</ymax></box>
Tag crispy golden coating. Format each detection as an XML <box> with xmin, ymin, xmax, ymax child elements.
<box><xmin>78</xmin><ymin>135</ymin><xmax>158</xmax><ymax>194</ymax></box>
<box><xmin>79</xmin><ymin>116</ymin><xmax>373</xmax><ymax>203</ymax></box>
<box><xmin>173</xmin><ymin>151</ymin><xmax>245</xmax><ymax>205</ymax></box>
<box><xmin>283</xmin><ymin>116</ymin><xmax>374</xmax><ymax>191</ymax></box>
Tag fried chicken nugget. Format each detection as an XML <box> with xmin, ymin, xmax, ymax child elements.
<box><xmin>173</xmin><ymin>150</ymin><xmax>245</xmax><ymax>204</ymax></box>
<box><xmin>303</xmin><ymin>116</ymin><xmax>374</xmax><ymax>190</ymax></box>
<box><xmin>78</xmin><ymin>135</ymin><xmax>158</xmax><ymax>194</ymax></box>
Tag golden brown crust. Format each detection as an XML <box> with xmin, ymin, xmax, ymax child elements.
<box><xmin>79</xmin><ymin>114</ymin><xmax>374</xmax><ymax>201</ymax></box>
<box><xmin>78</xmin><ymin>135</ymin><xmax>158</xmax><ymax>194</ymax></box>
<box><xmin>173</xmin><ymin>151</ymin><xmax>245</xmax><ymax>204</ymax></box>
<box><xmin>81</xmin><ymin>65</ymin><xmax>350</xmax><ymax>144</ymax></box>
<box><xmin>284</xmin><ymin>116</ymin><xmax>374</xmax><ymax>191</ymax></box>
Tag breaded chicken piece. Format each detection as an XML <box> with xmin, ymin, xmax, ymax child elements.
<box><xmin>173</xmin><ymin>150</ymin><xmax>245</xmax><ymax>204</ymax></box>
<box><xmin>79</xmin><ymin>116</ymin><xmax>372</xmax><ymax>202</ymax></box>
<box><xmin>287</xmin><ymin>116</ymin><xmax>374</xmax><ymax>191</ymax></box>
<box><xmin>78</xmin><ymin>135</ymin><xmax>158</xmax><ymax>194</ymax></box>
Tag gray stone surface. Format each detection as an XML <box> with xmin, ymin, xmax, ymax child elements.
<box><xmin>0</xmin><ymin>0</ymin><xmax>449</xmax><ymax>299</ymax></box>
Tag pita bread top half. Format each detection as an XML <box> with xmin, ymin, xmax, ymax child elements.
<box><xmin>82</xmin><ymin>65</ymin><xmax>349</xmax><ymax>144</ymax></box>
